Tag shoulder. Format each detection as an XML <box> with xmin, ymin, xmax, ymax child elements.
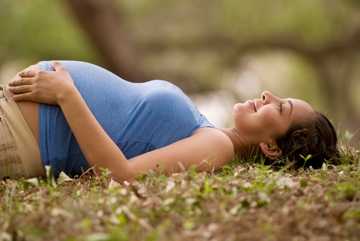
<box><xmin>191</xmin><ymin>127</ymin><xmax>235</xmax><ymax>160</ymax></box>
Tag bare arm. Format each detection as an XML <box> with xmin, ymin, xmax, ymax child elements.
<box><xmin>58</xmin><ymin>86</ymin><xmax>134</xmax><ymax>180</ymax></box>
<box><xmin>59</xmin><ymin>87</ymin><xmax>232</xmax><ymax>180</ymax></box>
<box><xmin>8</xmin><ymin>62</ymin><xmax>234</xmax><ymax>182</ymax></box>
<box><xmin>59</xmin><ymin>88</ymin><xmax>233</xmax><ymax>181</ymax></box>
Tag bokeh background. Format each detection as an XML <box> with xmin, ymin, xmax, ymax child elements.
<box><xmin>0</xmin><ymin>0</ymin><xmax>359</xmax><ymax>144</ymax></box>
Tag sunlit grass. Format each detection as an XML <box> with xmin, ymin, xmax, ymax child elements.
<box><xmin>0</xmin><ymin>144</ymin><xmax>359</xmax><ymax>241</ymax></box>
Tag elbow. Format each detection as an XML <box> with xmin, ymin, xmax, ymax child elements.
<box><xmin>111</xmin><ymin>174</ymin><xmax>135</xmax><ymax>184</ymax></box>
<box><xmin>110</xmin><ymin>165</ymin><xmax>136</xmax><ymax>184</ymax></box>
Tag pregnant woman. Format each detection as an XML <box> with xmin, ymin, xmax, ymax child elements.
<box><xmin>1</xmin><ymin>61</ymin><xmax>339</xmax><ymax>182</ymax></box>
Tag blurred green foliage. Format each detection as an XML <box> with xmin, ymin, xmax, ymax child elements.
<box><xmin>0</xmin><ymin>0</ymin><xmax>96</xmax><ymax>64</ymax></box>
<box><xmin>1</xmin><ymin>0</ymin><xmax>358</xmax><ymax>78</ymax></box>
<box><xmin>220</xmin><ymin>0</ymin><xmax>335</xmax><ymax>41</ymax></box>
<box><xmin>1</xmin><ymin>0</ymin><xmax>358</xmax><ymax>60</ymax></box>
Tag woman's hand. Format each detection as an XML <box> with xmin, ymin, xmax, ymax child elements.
<box><xmin>8</xmin><ymin>62</ymin><xmax>76</xmax><ymax>105</ymax></box>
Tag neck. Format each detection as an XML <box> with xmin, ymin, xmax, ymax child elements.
<box><xmin>219</xmin><ymin>127</ymin><xmax>259</xmax><ymax>160</ymax></box>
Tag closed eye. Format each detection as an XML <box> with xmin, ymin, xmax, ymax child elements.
<box><xmin>279</xmin><ymin>102</ymin><xmax>283</xmax><ymax>114</ymax></box>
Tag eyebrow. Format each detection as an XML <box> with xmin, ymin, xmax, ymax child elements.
<box><xmin>288</xmin><ymin>100</ymin><xmax>293</xmax><ymax>116</ymax></box>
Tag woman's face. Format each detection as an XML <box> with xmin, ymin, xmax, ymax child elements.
<box><xmin>233</xmin><ymin>90</ymin><xmax>315</xmax><ymax>144</ymax></box>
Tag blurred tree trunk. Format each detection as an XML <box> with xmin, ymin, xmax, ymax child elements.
<box><xmin>63</xmin><ymin>0</ymin><xmax>146</xmax><ymax>82</ymax></box>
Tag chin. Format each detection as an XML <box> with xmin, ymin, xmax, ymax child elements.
<box><xmin>233</xmin><ymin>103</ymin><xmax>245</xmax><ymax>112</ymax></box>
<box><xmin>233</xmin><ymin>102</ymin><xmax>252</xmax><ymax>115</ymax></box>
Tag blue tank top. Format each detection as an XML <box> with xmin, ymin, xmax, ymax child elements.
<box><xmin>37</xmin><ymin>61</ymin><xmax>215</xmax><ymax>177</ymax></box>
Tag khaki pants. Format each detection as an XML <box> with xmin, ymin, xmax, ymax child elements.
<box><xmin>0</xmin><ymin>85</ymin><xmax>45</xmax><ymax>179</ymax></box>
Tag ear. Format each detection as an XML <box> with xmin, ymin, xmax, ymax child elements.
<box><xmin>259</xmin><ymin>141</ymin><xmax>282</xmax><ymax>160</ymax></box>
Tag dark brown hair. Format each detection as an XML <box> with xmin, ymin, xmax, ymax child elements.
<box><xmin>266</xmin><ymin>111</ymin><xmax>339</xmax><ymax>169</ymax></box>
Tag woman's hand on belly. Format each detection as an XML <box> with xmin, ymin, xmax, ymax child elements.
<box><xmin>7</xmin><ymin>62</ymin><xmax>76</xmax><ymax>105</ymax></box>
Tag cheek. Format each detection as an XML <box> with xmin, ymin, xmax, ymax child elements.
<box><xmin>260</xmin><ymin>109</ymin><xmax>288</xmax><ymax>135</ymax></box>
<box><xmin>243</xmin><ymin>109</ymin><xmax>279</xmax><ymax>131</ymax></box>
<box><xmin>261</xmin><ymin>109</ymin><xmax>278</xmax><ymax>124</ymax></box>
<box><xmin>234</xmin><ymin>111</ymin><xmax>261</xmax><ymax>131</ymax></box>
<box><xmin>233</xmin><ymin>106</ymin><xmax>284</xmax><ymax>132</ymax></box>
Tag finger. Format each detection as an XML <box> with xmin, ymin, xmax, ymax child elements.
<box><xmin>9</xmin><ymin>75</ymin><xmax>22</xmax><ymax>85</ymax></box>
<box><xmin>8</xmin><ymin>77</ymin><xmax>33</xmax><ymax>86</ymax></box>
<box><xmin>12</xmin><ymin>92</ymin><xmax>34</xmax><ymax>102</ymax></box>
<box><xmin>19</xmin><ymin>70</ymin><xmax>36</xmax><ymax>78</ymax></box>
<box><xmin>7</xmin><ymin>85</ymin><xmax>33</xmax><ymax>94</ymax></box>
<box><xmin>52</xmin><ymin>61</ymin><xmax>65</xmax><ymax>72</ymax></box>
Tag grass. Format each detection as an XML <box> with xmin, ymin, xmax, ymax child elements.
<box><xmin>0</xmin><ymin>145</ymin><xmax>359</xmax><ymax>241</ymax></box>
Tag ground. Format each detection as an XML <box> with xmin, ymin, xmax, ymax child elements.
<box><xmin>0</xmin><ymin>147</ymin><xmax>359</xmax><ymax>241</ymax></box>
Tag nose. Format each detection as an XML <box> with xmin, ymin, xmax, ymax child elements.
<box><xmin>261</xmin><ymin>90</ymin><xmax>281</xmax><ymax>104</ymax></box>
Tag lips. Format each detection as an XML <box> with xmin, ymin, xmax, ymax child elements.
<box><xmin>234</xmin><ymin>101</ymin><xmax>257</xmax><ymax>113</ymax></box>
